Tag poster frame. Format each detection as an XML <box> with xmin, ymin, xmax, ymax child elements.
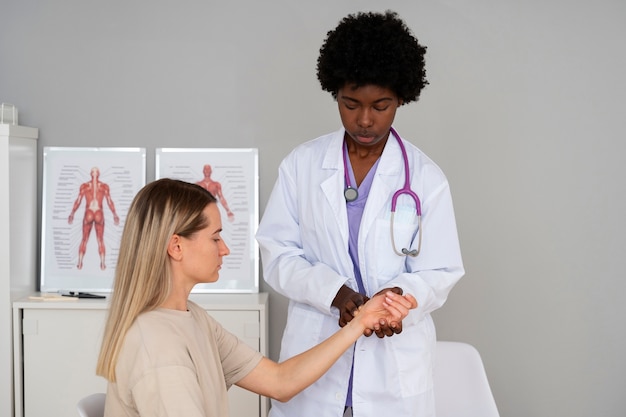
<box><xmin>156</xmin><ymin>147</ymin><xmax>259</xmax><ymax>293</ymax></box>
<box><xmin>40</xmin><ymin>147</ymin><xmax>146</xmax><ymax>293</ymax></box>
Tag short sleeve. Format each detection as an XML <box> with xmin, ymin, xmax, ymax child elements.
<box><xmin>211</xmin><ymin>317</ymin><xmax>263</xmax><ymax>387</ymax></box>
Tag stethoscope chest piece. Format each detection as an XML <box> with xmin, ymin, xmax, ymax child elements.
<box><xmin>344</xmin><ymin>187</ymin><xmax>358</xmax><ymax>202</ymax></box>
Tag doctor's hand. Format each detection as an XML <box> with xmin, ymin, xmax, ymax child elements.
<box><xmin>332</xmin><ymin>285</ymin><xmax>369</xmax><ymax>328</ymax></box>
<box><xmin>364</xmin><ymin>287</ymin><xmax>407</xmax><ymax>338</ymax></box>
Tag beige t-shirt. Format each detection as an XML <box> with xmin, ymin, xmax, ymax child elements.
<box><xmin>104</xmin><ymin>301</ymin><xmax>263</xmax><ymax>417</ymax></box>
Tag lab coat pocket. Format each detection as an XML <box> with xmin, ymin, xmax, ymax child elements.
<box><xmin>374</xmin><ymin>212</ymin><xmax>418</xmax><ymax>277</ymax></box>
<box><xmin>393</xmin><ymin>324</ymin><xmax>433</xmax><ymax>396</ymax></box>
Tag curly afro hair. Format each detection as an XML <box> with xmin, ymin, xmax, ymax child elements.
<box><xmin>317</xmin><ymin>10</ymin><xmax>428</xmax><ymax>104</ymax></box>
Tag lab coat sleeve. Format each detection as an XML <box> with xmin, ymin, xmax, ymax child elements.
<box><xmin>256</xmin><ymin>154</ymin><xmax>345</xmax><ymax>315</ymax></box>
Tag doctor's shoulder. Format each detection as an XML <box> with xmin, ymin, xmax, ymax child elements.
<box><xmin>403</xmin><ymin>138</ymin><xmax>450</xmax><ymax>185</ymax></box>
<box><xmin>282</xmin><ymin>132</ymin><xmax>337</xmax><ymax>166</ymax></box>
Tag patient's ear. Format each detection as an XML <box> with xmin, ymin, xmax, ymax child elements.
<box><xmin>167</xmin><ymin>234</ymin><xmax>183</xmax><ymax>261</ymax></box>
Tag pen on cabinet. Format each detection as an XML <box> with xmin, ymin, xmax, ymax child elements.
<box><xmin>59</xmin><ymin>290</ymin><xmax>106</xmax><ymax>299</ymax></box>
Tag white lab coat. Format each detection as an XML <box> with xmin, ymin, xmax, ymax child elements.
<box><xmin>256</xmin><ymin>128</ymin><xmax>464</xmax><ymax>417</ymax></box>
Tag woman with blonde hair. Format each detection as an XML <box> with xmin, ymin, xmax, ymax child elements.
<box><xmin>96</xmin><ymin>178</ymin><xmax>417</xmax><ymax>417</ymax></box>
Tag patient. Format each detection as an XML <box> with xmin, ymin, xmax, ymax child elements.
<box><xmin>96</xmin><ymin>178</ymin><xmax>417</xmax><ymax>416</ymax></box>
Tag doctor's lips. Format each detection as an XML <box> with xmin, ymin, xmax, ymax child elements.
<box><xmin>353</xmin><ymin>132</ymin><xmax>375</xmax><ymax>140</ymax></box>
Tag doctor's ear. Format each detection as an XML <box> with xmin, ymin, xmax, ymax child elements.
<box><xmin>167</xmin><ymin>235</ymin><xmax>183</xmax><ymax>260</ymax></box>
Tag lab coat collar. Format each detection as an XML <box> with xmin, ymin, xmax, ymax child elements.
<box><xmin>319</xmin><ymin>129</ymin><xmax>350</xmax><ymax>253</ymax></box>
<box><xmin>321</xmin><ymin>127</ymin><xmax>405</xmax><ymax>174</ymax></box>
<box><xmin>319</xmin><ymin>127</ymin><xmax>406</xmax><ymax>214</ymax></box>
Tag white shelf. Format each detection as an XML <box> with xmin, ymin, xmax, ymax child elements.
<box><xmin>14</xmin><ymin>292</ymin><xmax>268</xmax><ymax>310</ymax></box>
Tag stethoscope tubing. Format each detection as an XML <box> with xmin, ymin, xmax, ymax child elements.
<box><xmin>389</xmin><ymin>127</ymin><xmax>422</xmax><ymax>257</ymax></box>
<box><xmin>389</xmin><ymin>127</ymin><xmax>422</xmax><ymax>217</ymax></box>
<box><xmin>343</xmin><ymin>127</ymin><xmax>422</xmax><ymax>257</ymax></box>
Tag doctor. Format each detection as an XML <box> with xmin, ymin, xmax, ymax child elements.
<box><xmin>256</xmin><ymin>10</ymin><xmax>464</xmax><ymax>417</ymax></box>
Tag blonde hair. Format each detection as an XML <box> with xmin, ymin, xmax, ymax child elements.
<box><xmin>96</xmin><ymin>178</ymin><xmax>216</xmax><ymax>381</ymax></box>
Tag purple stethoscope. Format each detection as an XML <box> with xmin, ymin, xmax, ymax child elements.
<box><xmin>343</xmin><ymin>127</ymin><xmax>422</xmax><ymax>257</ymax></box>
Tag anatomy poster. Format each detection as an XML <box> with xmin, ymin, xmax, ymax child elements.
<box><xmin>40</xmin><ymin>147</ymin><xmax>146</xmax><ymax>292</ymax></box>
<box><xmin>156</xmin><ymin>148</ymin><xmax>259</xmax><ymax>293</ymax></box>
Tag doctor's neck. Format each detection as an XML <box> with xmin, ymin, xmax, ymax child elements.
<box><xmin>344</xmin><ymin>132</ymin><xmax>390</xmax><ymax>158</ymax></box>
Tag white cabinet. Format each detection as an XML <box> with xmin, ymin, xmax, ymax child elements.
<box><xmin>13</xmin><ymin>293</ymin><xmax>269</xmax><ymax>417</ymax></box>
<box><xmin>0</xmin><ymin>124</ymin><xmax>38</xmax><ymax>417</ymax></box>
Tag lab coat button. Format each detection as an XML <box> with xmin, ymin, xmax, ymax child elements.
<box><xmin>335</xmin><ymin>392</ymin><xmax>342</xmax><ymax>400</ymax></box>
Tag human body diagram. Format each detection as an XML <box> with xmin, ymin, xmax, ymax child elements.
<box><xmin>68</xmin><ymin>167</ymin><xmax>120</xmax><ymax>270</ymax></box>
<box><xmin>196</xmin><ymin>164</ymin><xmax>235</xmax><ymax>222</ymax></box>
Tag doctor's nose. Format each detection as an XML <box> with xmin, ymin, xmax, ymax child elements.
<box><xmin>356</xmin><ymin>109</ymin><xmax>374</xmax><ymax>128</ymax></box>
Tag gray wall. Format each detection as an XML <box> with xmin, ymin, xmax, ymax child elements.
<box><xmin>3</xmin><ymin>1</ymin><xmax>625</xmax><ymax>416</ymax></box>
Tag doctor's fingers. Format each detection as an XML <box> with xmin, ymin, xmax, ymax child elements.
<box><xmin>338</xmin><ymin>304</ymin><xmax>364</xmax><ymax>328</ymax></box>
<box><xmin>374</xmin><ymin>323</ymin><xmax>397</xmax><ymax>338</ymax></box>
<box><xmin>389</xmin><ymin>320</ymin><xmax>403</xmax><ymax>334</ymax></box>
<box><xmin>338</xmin><ymin>310</ymin><xmax>355</xmax><ymax>327</ymax></box>
<box><xmin>344</xmin><ymin>298</ymin><xmax>367</xmax><ymax>317</ymax></box>
<box><xmin>347</xmin><ymin>293</ymin><xmax>368</xmax><ymax>309</ymax></box>
<box><xmin>362</xmin><ymin>321</ymin><xmax>400</xmax><ymax>338</ymax></box>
